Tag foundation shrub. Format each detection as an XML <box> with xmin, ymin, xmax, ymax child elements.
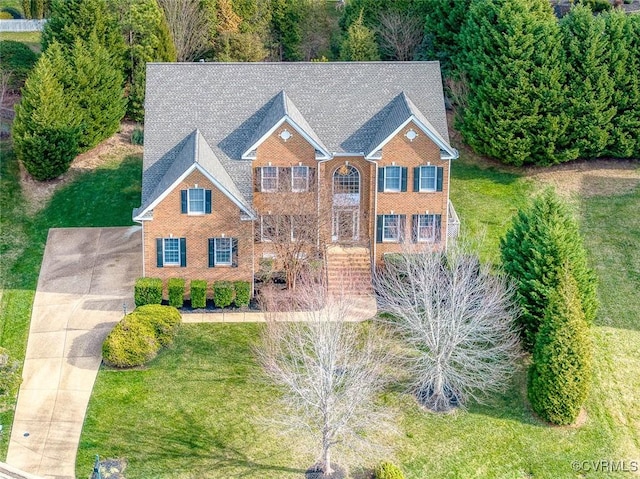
<box><xmin>134</xmin><ymin>277</ymin><xmax>163</xmax><ymax>306</ymax></box>
<box><xmin>233</xmin><ymin>281</ymin><xmax>251</xmax><ymax>307</ymax></box>
<box><xmin>167</xmin><ymin>277</ymin><xmax>185</xmax><ymax>308</ymax></box>
<box><xmin>213</xmin><ymin>281</ymin><xmax>234</xmax><ymax>309</ymax></box>
<box><xmin>190</xmin><ymin>280</ymin><xmax>207</xmax><ymax>309</ymax></box>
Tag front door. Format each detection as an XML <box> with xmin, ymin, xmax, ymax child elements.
<box><xmin>333</xmin><ymin>208</ymin><xmax>359</xmax><ymax>242</ymax></box>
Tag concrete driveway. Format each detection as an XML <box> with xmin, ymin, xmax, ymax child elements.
<box><xmin>6</xmin><ymin>227</ymin><xmax>141</xmax><ymax>479</ymax></box>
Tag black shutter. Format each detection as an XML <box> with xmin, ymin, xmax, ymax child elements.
<box><xmin>435</xmin><ymin>214</ymin><xmax>442</xmax><ymax>242</ymax></box>
<box><xmin>399</xmin><ymin>215</ymin><xmax>406</xmax><ymax>242</ymax></box>
<box><xmin>180</xmin><ymin>238</ymin><xmax>187</xmax><ymax>267</ymax></box>
<box><xmin>413</xmin><ymin>167</ymin><xmax>420</xmax><ymax>192</ymax></box>
<box><xmin>205</xmin><ymin>190</ymin><xmax>212</xmax><ymax>213</ymax></box>
<box><xmin>411</xmin><ymin>215</ymin><xmax>418</xmax><ymax>243</ymax></box>
<box><xmin>180</xmin><ymin>190</ymin><xmax>187</xmax><ymax>213</ymax></box>
<box><xmin>376</xmin><ymin>215</ymin><xmax>383</xmax><ymax>243</ymax></box>
<box><xmin>436</xmin><ymin>167</ymin><xmax>444</xmax><ymax>192</ymax></box>
<box><xmin>156</xmin><ymin>238</ymin><xmax>163</xmax><ymax>267</ymax></box>
<box><xmin>401</xmin><ymin>167</ymin><xmax>408</xmax><ymax>192</ymax></box>
<box><xmin>377</xmin><ymin>167</ymin><xmax>385</xmax><ymax>192</ymax></box>
<box><xmin>232</xmin><ymin>238</ymin><xmax>238</xmax><ymax>268</ymax></box>
<box><xmin>254</xmin><ymin>167</ymin><xmax>262</xmax><ymax>192</ymax></box>
<box><xmin>208</xmin><ymin>238</ymin><xmax>215</xmax><ymax>267</ymax></box>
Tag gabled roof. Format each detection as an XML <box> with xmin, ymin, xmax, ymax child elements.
<box><xmin>141</xmin><ymin>62</ymin><xmax>454</xmax><ymax>208</ymax></box>
<box><xmin>241</xmin><ymin>91</ymin><xmax>330</xmax><ymax>159</ymax></box>
<box><xmin>134</xmin><ymin>129</ymin><xmax>255</xmax><ymax>221</ymax></box>
<box><xmin>365</xmin><ymin>93</ymin><xmax>458</xmax><ymax>159</ymax></box>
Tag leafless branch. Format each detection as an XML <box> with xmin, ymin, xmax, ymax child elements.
<box><xmin>374</xmin><ymin>244</ymin><xmax>521</xmax><ymax>412</ymax></box>
<box><xmin>158</xmin><ymin>0</ymin><xmax>210</xmax><ymax>61</ymax></box>
<box><xmin>376</xmin><ymin>11</ymin><xmax>424</xmax><ymax>61</ymax></box>
<box><xmin>257</xmin><ymin>280</ymin><xmax>396</xmax><ymax>475</ymax></box>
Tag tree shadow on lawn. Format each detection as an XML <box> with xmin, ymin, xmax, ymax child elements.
<box><xmin>102</xmin><ymin>407</ymin><xmax>307</xmax><ymax>478</ymax></box>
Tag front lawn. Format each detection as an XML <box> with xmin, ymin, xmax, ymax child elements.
<box><xmin>76</xmin><ymin>154</ymin><xmax>640</xmax><ymax>478</ymax></box>
<box><xmin>0</xmin><ymin>141</ymin><xmax>141</xmax><ymax>458</ymax></box>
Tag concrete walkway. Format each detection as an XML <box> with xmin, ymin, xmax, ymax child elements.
<box><xmin>6</xmin><ymin>227</ymin><xmax>141</xmax><ymax>479</ymax></box>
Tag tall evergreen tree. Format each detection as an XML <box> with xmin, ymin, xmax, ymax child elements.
<box><xmin>42</xmin><ymin>0</ymin><xmax>126</xmax><ymax>66</ymax></box>
<box><xmin>528</xmin><ymin>267</ymin><xmax>592</xmax><ymax>425</ymax></box>
<box><xmin>271</xmin><ymin>0</ymin><xmax>303</xmax><ymax>61</ymax></box>
<box><xmin>421</xmin><ymin>0</ymin><xmax>471</xmax><ymax>76</ymax></box>
<box><xmin>68</xmin><ymin>34</ymin><xmax>127</xmax><ymax>150</ymax></box>
<box><xmin>456</xmin><ymin>0</ymin><xmax>576</xmax><ymax>166</ymax></box>
<box><xmin>339</xmin><ymin>11</ymin><xmax>379</xmax><ymax>61</ymax></box>
<box><xmin>560</xmin><ymin>5</ymin><xmax>615</xmax><ymax>159</ymax></box>
<box><xmin>12</xmin><ymin>52</ymin><xmax>80</xmax><ymax>180</ymax></box>
<box><xmin>603</xmin><ymin>11</ymin><xmax>640</xmax><ymax>158</ymax></box>
<box><xmin>500</xmin><ymin>191</ymin><xmax>598</xmax><ymax>351</ymax></box>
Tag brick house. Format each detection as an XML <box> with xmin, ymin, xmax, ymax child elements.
<box><xmin>133</xmin><ymin>62</ymin><xmax>459</xmax><ymax>293</ymax></box>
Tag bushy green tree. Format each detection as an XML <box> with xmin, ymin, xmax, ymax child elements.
<box><xmin>340</xmin><ymin>11</ymin><xmax>379</xmax><ymax>61</ymax></box>
<box><xmin>602</xmin><ymin>10</ymin><xmax>640</xmax><ymax>158</ymax></box>
<box><xmin>528</xmin><ymin>268</ymin><xmax>592</xmax><ymax>425</ymax></box>
<box><xmin>500</xmin><ymin>191</ymin><xmax>597</xmax><ymax>351</ymax></box>
<box><xmin>560</xmin><ymin>5</ymin><xmax>615</xmax><ymax>159</ymax></box>
<box><xmin>271</xmin><ymin>0</ymin><xmax>303</xmax><ymax>61</ymax></box>
<box><xmin>12</xmin><ymin>51</ymin><xmax>80</xmax><ymax>180</ymax></box>
<box><xmin>456</xmin><ymin>0</ymin><xmax>576</xmax><ymax>166</ymax></box>
<box><xmin>421</xmin><ymin>0</ymin><xmax>471</xmax><ymax>75</ymax></box>
<box><xmin>67</xmin><ymin>34</ymin><xmax>127</xmax><ymax>150</ymax></box>
<box><xmin>42</xmin><ymin>0</ymin><xmax>126</xmax><ymax>65</ymax></box>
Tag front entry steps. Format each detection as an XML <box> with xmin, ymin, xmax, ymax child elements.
<box><xmin>325</xmin><ymin>245</ymin><xmax>373</xmax><ymax>296</ymax></box>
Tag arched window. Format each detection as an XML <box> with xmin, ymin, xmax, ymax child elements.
<box><xmin>333</xmin><ymin>164</ymin><xmax>360</xmax><ymax>196</ymax></box>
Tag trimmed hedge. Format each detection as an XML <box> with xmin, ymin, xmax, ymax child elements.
<box><xmin>102</xmin><ymin>305</ymin><xmax>181</xmax><ymax>367</ymax></box>
<box><xmin>375</xmin><ymin>462</ymin><xmax>405</xmax><ymax>479</ymax></box>
<box><xmin>135</xmin><ymin>304</ymin><xmax>181</xmax><ymax>348</ymax></box>
<box><xmin>213</xmin><ymin>281</ymin><xmax>234</xmax><ymax>309</ymax></box>
<box><xmin>102</xmin><ymin>314</ymin><xmax>159</xmax><ymax>368</ymax></box>
<box><xmin>134</xmin><ymin>277</ymin><xmax>163</xmax><ymax>306</ymax></box>
<box><xmin>233</xmin><ymin>281</ymin><xmax>251</xmax><ymax>307</ymax></box>
<box><xmin>168</xmin><ymin>278</ymin><xmax>185</xmax><ymax>308</ymax></box>
<box><xmin>190</xmin><ymin>280</ymin><xmax>207</xmax><ymax>309</ymax></box>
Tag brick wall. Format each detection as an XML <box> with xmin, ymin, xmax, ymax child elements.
<box><xmin>374</xmin><ymin>121</ymin><xmax>449</xmax><ymax>262</ymax></box>
<box><xmin>142</xmin><ymin>169</ymin><xmax>254</xmax><ymax>291</ymax></box>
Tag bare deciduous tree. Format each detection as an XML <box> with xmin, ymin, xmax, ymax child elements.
<box><xmin>257</xmin><ymin>282</ymin><xmax>395</xmax><ymax>476</ymax></box>
<box><xmin>374</xmin><ymin>246</ymin><xmax>521</xmax><ymax>412</ymax></box>
<box><xmin>376</xmin><ymin>11</ymin><xmax>424</xmax><ymax>61</ymax></box>
<box><xmin>158</xmin><ymin>0</ymin><xmax>211</xmax><ymax>61</ymax></box>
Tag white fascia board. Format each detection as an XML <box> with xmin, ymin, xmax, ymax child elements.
<box><xmin>365</xmin><ymin>116</ymin><xmax>458</xmax><ymax>160</ymax></box>
<box><xmin>133</xmin><ymin>163</ymin><xmax>256</xmax><ymax>221</ymax></box>
<box><xmin>241</xmin><ymin>116</ymin><xmax>331</xmax><ymax>160</ymax></box>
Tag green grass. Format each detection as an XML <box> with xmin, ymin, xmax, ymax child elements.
<box><xmin>0</xmin><ymin>31</ymin><xmax>41</xmax><ymax>52</ymax></box>
<box><xmin>450</xmin><ymin>153</ymin><xmax>532</xmax><ymax>263</ymax></box>
<box><xmin>0</xmin><ymin>141</ymin><xmax>141</xmax><ymax>458</ymax></box>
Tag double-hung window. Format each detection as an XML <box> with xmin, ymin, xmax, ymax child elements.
<box><xmin>214</xmin><ymin>238</ymin><xmax>232</xmax><ymax>266</ymax></box>
<box><xmin>156</xmin><ymin>237</ymin><xmax>186</xmax><ymax>267</ymax></box>
<box><xmin>384</xmin><ymin>166</ymin><xmax>402</xmax><ymax>192</ymax></box>
<box><xmin>188</xmin><ymin>188</ymin><xmax>205</xmax><ymax>213</ymax></box>
<box><xmin>261</xmin><ymin>166</ymin><xmax>278</xmax><ymax>192</ymax></box>
<box><xmin>291</xmin><ymin>166</ymin><xmax>309</xmax><ymax>192</ymax></box>
<box><xmin>419</xmin><ymin>166</ymin><xmax>437</xmax><ymax>192</ymax></box>
<box><xmin>412</xmin><ymin>214</ymin><xmax>442</xmax><ymax>243</ymax></box>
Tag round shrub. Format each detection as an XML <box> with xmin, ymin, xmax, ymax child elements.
<box><xmin>1</xmin><ymin>7</ymin><xmax>23</xmax><ymax>18</ymax></box>
<box><xmin>233</xmin><ymin>281</ymin><xmax>251</xmax><ymax>307</ymax></box>
<box><xmin>375</xmin><ymin>461</ymin><xmax>405</xmax><ymax>479</ymax></box>
<box><xmin>190</xmin><ymin>280</ymin><xmax>207</xmax><ymax>309</ymax></box>
<box><xmin>102</xmin><ymin>315</ymin><xmax>159</xmax><ymax>368</ymax></box>
<box><xmin>213</xmin><ymin>281</ymin><xmax>234</xmax><ymax>309</ymax></box>
<box><xmin>0</xmin><ymin>12</ymin><xmax>13</xmax><ymax>19</ymax></box>
<box><xmin>134</xmin><ymin>304</ymin><xmax>181</xmax><ymax>347</ymax></box>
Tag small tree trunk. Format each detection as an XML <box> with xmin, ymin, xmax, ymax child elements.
<box><xmin>322</xmin><ymin>444</ymin><xmax>333</xmax><ymax>476</ymax></box>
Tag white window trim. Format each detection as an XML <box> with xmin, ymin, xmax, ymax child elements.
<box><xmin>291</xmin><ymin>166</ymin><xmax>309</xmax><ymax>192</ymax></box>
<box><xmin>419</xmin><ymin>166</ymin><xmax>437</xmax><ymax>192</ymax></box>
<box><xmin>382</xmin><ymin>214</ymin><xmax>400</xmax><ymax>242</ymax></box>
<box><xmin>187</xmin><ymin>187</ymin><xmax>206</xmax><ymax>215</ymax></box>
<box><xmin>214</xmin><ymin>237</ymin><xmax>232</xmax><ymax>266</ymax></box>
<box><xmin>261</xmin><ymin>166</ymin><xmax>278</xmax><ymax>193</ymax></box>
<box><xmin>163</xmin><ymin>238</ymin><xmax>180</xmax><ymax>266</ymax></box>
<box><xmin>384</xmin><ymin>166</ymin><xmax>401</xmax><ymax>192</ymax></box>
<box><xmin>417</xmin><ymin>214</ymin><xmax>436</xmax><ymax>242</ymax></box>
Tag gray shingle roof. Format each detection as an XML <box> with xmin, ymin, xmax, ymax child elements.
<box><xmin>140</xmin><ymin>62</ymin><xmax>451</xmax><ymax>211</ymax></box>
